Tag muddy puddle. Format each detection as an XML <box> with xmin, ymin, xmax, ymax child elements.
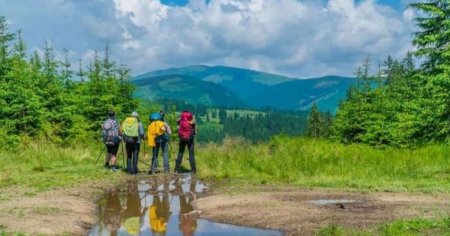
<box><xmin>89</xmin><ymin>174</ymin><xmax>281</xmax><ymax>236</ymax></box>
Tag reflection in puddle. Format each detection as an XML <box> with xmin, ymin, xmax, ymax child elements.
<box><xmin>89</xmin><ymin>174</ymin><xmax>281</xmax><ymax>236</ymax></box>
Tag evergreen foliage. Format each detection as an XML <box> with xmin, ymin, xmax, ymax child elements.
<box><xmin>0</xmin><ymin>17</ymin><xmax>137</xmax><ymax>147</ymax></box>
<box><xmin>147</xmin><ymin>99</ymin><xmax>307</xmax><ymax>143</ymax></box>
<box><xmin>332</xmin><ymin>0</ymin><xmax>450</xmax><ymax>146</ymax></box>
<box><xmin>306</xmin><ymin>103</ymin><xmax>328</xmax><ymax>138</ymax></box>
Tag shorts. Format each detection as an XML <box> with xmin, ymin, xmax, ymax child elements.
<box><xmin>106</xmin><ymin>144</ymin><xmax>119</xmax><ymax>155</ymax></box>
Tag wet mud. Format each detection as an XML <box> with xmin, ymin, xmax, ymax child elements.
<box><xmin>0</xmin><ymin>176</ymin><xmax>448</xmax><ymax>235</ymax></box>
<box><xmin>193</xmin><ymin>188</ymin><xmax>450</xmax><ymax>235</ymax></box>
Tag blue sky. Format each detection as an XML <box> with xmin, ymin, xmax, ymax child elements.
<box><xmin>161</xmin><ymin>0</ymin><xmax>409</xmax><ymax>9</ymax></box>
<box><xmin>0</xmin><ymin>0</ymin><xmax>417</xmax><ymax>78</ymax></box>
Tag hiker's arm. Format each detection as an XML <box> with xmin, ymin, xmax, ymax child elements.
<box><xmin>191</xmin><ymin>117</ymin><xmax>197</xmax><ymax>135</ymax></box>
<box><xmin>165</xmin><ymin>122</ymin><xmax>172</xmax><ymax>135</ymax></box>
<box><xmin>138</xmin><ymin>122</ymin><xmax>145</xmax><ymax>138</ymax></box>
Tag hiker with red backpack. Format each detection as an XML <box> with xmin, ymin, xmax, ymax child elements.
<box><xmin>147</xmin><ymin>111</ymin><xmax>172</xmax><ymax>174</ymax></box>
<box><xmin>121</xmin><ymin>111</ymin><xmax>145</xmax><ymax>175</ymax></box>
<box><xmin>174</xmin><ymin>111</ymin><xmax>197</xmax><ymax>174</ymax></box>
<box><xmin>101</xmin><ymin>110</ymin><xmax>122</xmax><ymax>172</ymax></box>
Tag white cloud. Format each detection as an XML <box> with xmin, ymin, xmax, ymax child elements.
<box><xmin>110</xmin><ymin>0</ymin><xmax>415</xmax><ymax>77</ymax></box>
<box><xmin>1</xmin><ymin>0</ymin><xmax>416</xmax><ymax>78</ymax></box>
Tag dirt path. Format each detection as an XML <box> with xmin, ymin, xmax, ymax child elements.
<box><xmin>0</xmin><ymin>179</ymin><xmax>448</xmax><ymax>235</ymax></box>
<box><xmin>193</xmin><ymin>187</ymin><xmax>450</xmax><ymax>235</ymax></box>
<box><xmin>0</xmin><ymin>180</ymin><xmax>119</xmax><ymax>235</ymax></box>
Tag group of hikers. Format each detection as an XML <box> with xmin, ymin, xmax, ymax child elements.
<box><xmin>101</xmin><ymin>110</ymin><xmax>197</xmax><ymax>175</ymax></box>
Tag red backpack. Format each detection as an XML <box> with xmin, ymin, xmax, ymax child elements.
<box><xmin>178</xmin><ymin>111</ymin><xmax>194</xmax><ymax>141</ymax></box>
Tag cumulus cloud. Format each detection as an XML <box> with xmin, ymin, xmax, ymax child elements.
<box><xmin>112</xmin><ymin>0</ymin><xmax>415</xmax><ymax>77</ymax></box>
<box><xmin>1</xmin><ymin>0</ymin><xmax>416</xmax><ymax>78</ymax></box>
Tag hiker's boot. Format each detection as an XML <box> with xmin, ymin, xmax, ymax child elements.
<box><xmin>126</xmin><ymin>159</ymin><xmax>132</xmax><ymax>174</ymax></box>
<box><xmin>174</xmin><ymin>157</ymin><xmax>182</xmax><ymax>174</ymax></box>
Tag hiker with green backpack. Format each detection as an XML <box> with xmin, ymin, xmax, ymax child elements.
<box><xmin>121</xmin><ymin>111</ymin><xmax>145</xmax><ymax>175</ymax></box>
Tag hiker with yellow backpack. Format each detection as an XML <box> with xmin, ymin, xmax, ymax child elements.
<box><xmin>147</xmin><ymin>111</ymin><xmax>172</xmax><ymax>174</ymax></box>
<box><xmin>121</xmin><ymin>111</ymin><xmax>144</xmax><ymax>175</ymax></box>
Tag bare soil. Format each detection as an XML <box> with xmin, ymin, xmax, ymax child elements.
<box><xmin>0</xmin><ymin>179</ymin><xmax>449</xmax><ymax>235</ymax></box>
<box><xmin>193</xmin><ymin>186</ymin><xmax>450</xmax><ymax>235</ymax></box>
<box><xmin>0</xmin><ymin>180</ymin><xmax>119</xmax><ymax>235</ymax></box>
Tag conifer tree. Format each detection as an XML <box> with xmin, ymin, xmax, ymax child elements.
<box><xmin>410</xmin><ymin>0</ymin><xmax>450</xmax><ymax>142</ymax></box>
<box><xmin>306</xmin><ymin>104</ymin><xmax>324</xmax><ymax>138</ymax></box>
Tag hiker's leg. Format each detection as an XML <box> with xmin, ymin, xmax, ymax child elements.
<box><xmin>104</xmin><ymin>145</ymin><xmax>111</xmax><ymax>167</ymax></box>
<box><xmin>174</xmin><ymin>140</ymin><xmax>186</xmax><ymax>172</ymax></box>
<box><xmin>187</xmin><ymin>139</ymin><xmax>196</xmax><ymax>174</ymax></box>
<box><xmin>125</xmin><ymin>142</ymin><xmax>133</xmax><ymax>173</ymax></box>
<box><xmin>161</xmin><ymin>141</ymin><xmax>169</xmax><ymax>172</ymax></box>
<box><xmin>151</xmin><ymin>143</ymin><xmax>160</xmax><ymax>173</ymax></box>
<box><xmin>133</xmin><ymin>142</ymin><xmax>140</xmax><ymax>174</ymax></box>
<box><xmin>110</xmin><ymin>155</ymin><xmax>116</xmax><ymax>166</ymax></box>
<box><xmin>105</xmin><ymin>145</ymin><xmax>111</xmax><ymax>167</ymax></box>
<box><xmin>110</xmin><ymin>144</ymin><xmax>119</xmax><ymax>170</ymax></box>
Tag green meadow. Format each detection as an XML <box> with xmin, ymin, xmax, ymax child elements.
<box><xmin>316</xmin><ymin>217</ymin><xmax>450</xmax><ymax>236</ymax></box>
<box><xmin>0</xmin><ymin>142</ymin><xmax>122</xmax><ymax>191</ymax></box>
<box><xmin>1</xmin><ymin>136</ymin><xmax>448</xmax><ymax>192</ymax></box>
<box><xmin>0</xmin><ymin>137</ymin><xmax>449</xmax><ymax>235</ymax></box>
<box><xmin>197</xmin><ymin>137</ymin><xmax>450</xmax><ymax>193</ymax></box>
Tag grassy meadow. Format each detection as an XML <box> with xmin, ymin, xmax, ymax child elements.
<box><xmin>1</xmin><ymin>136</ymin><xmax>449</xmax><ymax>192</ymax></box>
<box><xmin>0</xmin><ymin>141</ymin><xmax>123</xmax><ymax>191</ymax></box>
<box><xmin>317</xmin><ymin>217</ymin><xmax>450</xmax><ymax>236</ymax></box>
<box><xmin>197</xmin><ymin>136</ymin><xmax>450</xmax><ymax>192</ymax></box>
<box><xmin>1</xmin><ymin>136</ymin><xmax>449</xmax><ymax>235</ymax></box>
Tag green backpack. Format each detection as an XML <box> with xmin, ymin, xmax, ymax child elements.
<box><xmin>122</xmin><ymin>117</ymin><xmax>139</xmax><ymax>137</ymax></box>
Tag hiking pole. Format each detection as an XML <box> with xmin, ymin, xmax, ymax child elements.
<box><xmin>168</xmin><ymin>140</ymin><xmax>176</xmax><ymax>160</ymax></box>
<box><xmin>121</xmin><ymin>141</ymin><xmax>125</xmax><ymax>169</ymax></box>
<box><xmin>143</xmin><ymin>138</ymin><xmax>149</xmax><ymax>159</ymax></box>
<box><xmin>95</xmin><ymin>146</ymin><xmax>105</xmax><ymax>164</ymax></box>
<box><xmin>139</xmin><ymin>139</ymin><xmax>150</xmax><ymax>167</ymax></box>
<box><xmin>139</xmin><ymin>158</ymin><xmax>151</xmax><ymax>167</ymax></box>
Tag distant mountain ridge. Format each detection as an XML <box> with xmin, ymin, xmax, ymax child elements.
<box><xmin>132</xmin><ymin>65</ymin><xmax>356</xmax><ymax>112</ymax></box>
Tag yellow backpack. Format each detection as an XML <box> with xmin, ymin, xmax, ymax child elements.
<box><xmin>147</xmin><ymin>120</ymin><xmax>165</xmax><ymax>147</ymax></box>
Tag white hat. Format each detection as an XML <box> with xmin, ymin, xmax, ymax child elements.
<box><xmin>131</xmin><ymin>111</ymin><xmax>138</xmax><ymax>117</ymax></box>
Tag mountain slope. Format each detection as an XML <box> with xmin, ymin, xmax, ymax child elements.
<box><xmin>249</xmin><ymin>76</ymin><xmax>355</xmax><ymax>112</ymax></box>
<box><xmin>133</xmin><ymin>74</ymin><xmax>246</xmax><ymax>107</ymax></box>
<box><xmin>135</xmin><ymin>65</ymin><xmax>295</xmax><ymax>102</ymax></box>
<box><xmin>132</xmin><ymin>65</ymin><xmax>355</xmax><ymax>111</ymax></box>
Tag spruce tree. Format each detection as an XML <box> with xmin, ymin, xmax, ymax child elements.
<box><xmin>306</xmin><ymin>104</ymin><xmax>324</xmax><ymax>138</ymax></box>
<box><xmin>410</xmin><ymin>0</ymin><xmax>450</xmax><ymax>142</ymax></box>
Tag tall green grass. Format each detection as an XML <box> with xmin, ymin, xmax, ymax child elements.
<box><xmin>316</xmin><ymin>217</ymin><xmax>450</xmax><ymax>235</ymax></box>
<box><xmin>197</xmin><ymin>136</ymin><xmax>450</xmax><ymax>192</ymax></box>
<box><xmin>0</xmin><ymin>142</ymin><xmax>122</xmax><ymax>191</ymax></box>
<box><xmin>1</xmin><ymin>136</ymin><xmax>449</xmax><ymax>193</ymax></box>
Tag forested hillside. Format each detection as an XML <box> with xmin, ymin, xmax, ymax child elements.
<box><xmin>133</xmin><ymin>74</ymin><xmax>247</xmax><ymax>107</ymax></box>
<box><xmin>149</xmin><ymin>99</ymin><xmax>310</xmax><ymax>143</ymax></box>
<box><xmin>0</xmin><ymin>16</ymin><xmax>136</xmax><ymax>147</ymax></box>
<box><xmin>1</xmin><ymin>0</ymin><xmax>448</xmax><ymax>149</ymax></box>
